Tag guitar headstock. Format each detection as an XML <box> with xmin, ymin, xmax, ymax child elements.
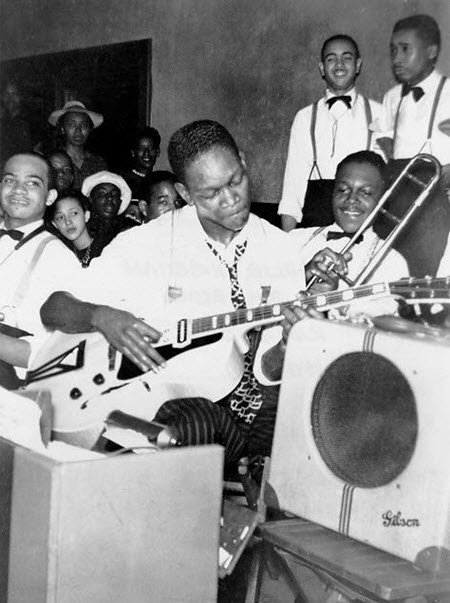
<box><xmin>390</xmin><ymin>277</ymin><xmax>450</xmax><ymax>305</ymax></box>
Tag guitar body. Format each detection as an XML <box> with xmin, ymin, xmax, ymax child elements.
<box><xmin>22</xmin><ymin>276</ymin><xmax>450</xmax><ymax>438</ymax></box>
<box><xmin>24</xmin><ymin>329</ymin><xmax>245</xmax><ymax>434</ymax></box>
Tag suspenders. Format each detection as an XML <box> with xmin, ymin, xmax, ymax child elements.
<box><xmin>12</xmin><ymin>234</ymin><xmax>55</xmax><ymax>311</ymax></box>
<box><xmin>309</xmin><ymin>95</ymin><xmax>373</xmax><ymax>179</ymax></box>
<box><xmin>392</xmin><ymin>76</ymin><xmax>447</xmax><ymax>154</ymax></box>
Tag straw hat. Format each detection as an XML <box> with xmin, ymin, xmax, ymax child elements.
<box><xmin>48</xmin><ymin>100</ymin><xmax>103</xmax><ymax>128</ymax></box>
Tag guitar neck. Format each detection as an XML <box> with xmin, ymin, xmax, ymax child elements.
<box><xmin>188</xmin><ymin>277</ymin><xmax>450</xmax><ymax>339</ymax></box>
<box><xmin>188</xmin><ymin>282</ymin><xmax>391</xmax><ymax>338</ymax></box>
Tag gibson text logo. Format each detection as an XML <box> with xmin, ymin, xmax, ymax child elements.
<box><xmin>382</xmin><ymin>510</ymin><xmax>420</xmax><ymax>527</ymax></box>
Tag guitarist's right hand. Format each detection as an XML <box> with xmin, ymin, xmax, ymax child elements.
<box><xmin>91</xmin><ymin>306</ymin><xmax>166</xmax><ymax>373</ymax></box>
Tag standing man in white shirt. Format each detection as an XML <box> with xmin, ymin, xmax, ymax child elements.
<box><xmin>372</xmin><ymin>14</ymin><xmax>450</xmax><ymax>276</ymax></box>
<box><xmin>278</xmin><ymin>34</ymin><xmax>381</xmax><ymax>232</ymax></box>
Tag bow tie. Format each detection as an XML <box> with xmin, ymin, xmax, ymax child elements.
<box><xmin>327</xmin><ymin>231</ymin><xmax>363</xmax><ymax>245</ymax></box>
<box><xmin>0</xmin><ymin>228</ymin><xmax>24</xmax><ymax>242</ymax></box>
<box><xmin>401</xmin><ymin>84</ymin><xmax>425</xmax><ymax>102</ymax></box>
<box><xmin>326</xmin><ymin>95</ymin><xmax>352</xmax><ymax>110</ymax></box>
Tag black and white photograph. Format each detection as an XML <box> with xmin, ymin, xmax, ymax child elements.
<box><xmin>0</xmin><ymin>1</ymin><xmax>449</xmax><ymax>601</ymax></box>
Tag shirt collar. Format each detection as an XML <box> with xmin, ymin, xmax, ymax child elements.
<box><xmin>327</xmin><ymin>223</ymin><xmax>375</xmax><ymax>238</ymax></box>
<box><xmin>415</xmin><ymin>69</ymin><xmax>440</xmax><ymax>95</ymax></box>
<box><xmin>324</xmin><ymin>87</ymin><xmax>357</xmax><ymax>102</ymax></box>
<box><xmin>0</xmin><ymin>219</ymin><xmax>43</xmax><ymax>235</ymax></box>
<box><xmin>197</xmin><ymin>208</ymin><xmax>254</xmax><ymax>266</ymax></box>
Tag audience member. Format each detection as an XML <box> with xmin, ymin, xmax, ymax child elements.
<box><xmin>47</xmin><ymin>150</ymin><xmax>74</xmax><ymax>192</ymax></box>
<box><xmin>121</xmin><ymin>126</ymin><xmax>161</xmax><ymax>200</ymax></box>
<box><xmin>81</xmin><ymin>170</ymin><xmax>131</xmax><ymax>246</ymax></box>
<box><xmin>371</xmin><ymin>14</ymin><xmax>450</xmax><ymax>276</ymax></box>
<box><xmin>48</xmin><ymin>100</ymin><xmax>107</xmax><ymax>189</ymax></box>
<box><xmin>49</xmin><ymin>190</ymin><xmax>104</xmax><ymax>268</ymax></box>
<box><xmin>41</xmin><ymin>120</ymin><xmax>303</xmax><ymax>462</ymax></box>
<box><xmin>0</xmin><ymin>152</ymin><xmax>79</xmax><ymax>386</ymax></box>
<box><xmin>278</xmin><ymin>34</ymin><xmax>381</xmax><ymax>231</ymax></box>
<box><xmin>142</xmin><ymin>170</ymin><xmax>184</xmax><ymax>221</ymax></box>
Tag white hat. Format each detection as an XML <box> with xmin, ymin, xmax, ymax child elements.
<box><xmin>82</xmin><ymin>171</ymin><xmax>132</xmax><ymax>214</ymax></box>
<box><xmin>48</xmin><ymin>100</ymin><xmax>103</xmax><ymax>128</ymax></box>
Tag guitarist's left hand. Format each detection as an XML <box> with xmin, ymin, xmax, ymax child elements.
<box><xmin>91</xmin><ymin>306</ymin><xmax>166</xmax><ymax>373</ymax></box>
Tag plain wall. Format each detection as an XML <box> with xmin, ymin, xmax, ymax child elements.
<box><xmin>1</xmin><ymin>0</ymin><xmax>449</xmax><ymax>203</ymax></box>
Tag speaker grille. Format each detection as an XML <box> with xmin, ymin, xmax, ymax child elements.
<box><xmin>311</xmin><ymin>352</ymin><xmax>418</xmax><ymax>488</ymax></box>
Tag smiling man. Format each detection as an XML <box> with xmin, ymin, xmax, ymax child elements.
<box><xmin>40</xmin><ymin>120</ymin><xmax>303</xmax><ymax>462</ymax></box>
<box><xmin>0</xmin><ymin>153</ymin><xmax>79</xmax><ymax>383</ymax></box>
<box><xmin>289</xmin><ymin>150</ymin><xmax>408</xmax><ymax>291</ymax></box>
<box><xmin>278</xmin><ymin>34</ymin><xmax>381</xmax><ymax>232</ymax></box>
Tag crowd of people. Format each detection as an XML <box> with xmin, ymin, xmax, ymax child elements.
<box><xmin>0</xmin><ymin>14</ymin><xmax>449</xmax><ymax>468</ymax></box>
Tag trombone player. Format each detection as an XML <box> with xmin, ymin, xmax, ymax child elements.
<box><xmin>260</xmin><ymin>151</ymin><xmax>409</xmax><ymax>384</ymax></box>
<box><xmin>290</xmin><ymin>150</ymin><xmax>408</xmax><ymax>294</ymax></box>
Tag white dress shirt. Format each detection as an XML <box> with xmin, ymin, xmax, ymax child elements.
<box><xmin>0</xmin><ymin>220</ymin><xmax>81</xmax><ymax>341</ymax></box>
<box><xmin>279</xmin><ymin>88</ymin><xmax>382</xmax><ymax>222</ymax></box>
<box><xmin>372</xmin><ymin>70</ymin><xmax>450</xmax><ymax>164</ymax></box>
<box><xmin>69</xmin><ymin>206</ymin><xmax>305</xmax><ymax>386</ymax></box>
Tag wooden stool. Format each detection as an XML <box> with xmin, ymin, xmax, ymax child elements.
<box><xmin>245</xmin><ymin>518</ymin><xmax>450</xmax><ymax>603</ymax></box>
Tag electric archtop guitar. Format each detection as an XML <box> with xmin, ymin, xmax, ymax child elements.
<box><xmin>23</xmin><ymin>277</ymin><xmax>450</xmax><ymax>434</ymax></box>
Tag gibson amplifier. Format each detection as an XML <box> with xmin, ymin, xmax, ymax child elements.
<box><xmin>269</xmin><ymin>318</ymin><xmax>450</xmax><ymax>573</ymax></box>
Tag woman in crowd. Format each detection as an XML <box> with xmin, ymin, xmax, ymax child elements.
<box><xmin>120</xmin><ymin>126</ymin><xmax>161</xmax><ymax>200</ymax></box>
<box><xmin>48</xmin><ymin>100</ymin><xmax>107</xmax><ymax>189</ymax></box>
<box><xmin>49</xmin><ymin>190</ymin><xmax>104</xmax><ymax>268</ymax></box>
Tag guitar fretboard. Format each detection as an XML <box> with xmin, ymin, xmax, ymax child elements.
<box><xmin>190</xmin><ymin>282</ymin><xmax>390</xmax><ymax>335</ymax></box>
<box><xmin>187</xmin><ymin>277</ymin><xmax>450</xmax><ymax>337</ymax></box>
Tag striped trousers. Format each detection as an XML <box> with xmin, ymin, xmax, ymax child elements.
<box><xmin>153</xmin><ymin>384</ymin><xmax>279</xmax><ymax>466</ymax></box>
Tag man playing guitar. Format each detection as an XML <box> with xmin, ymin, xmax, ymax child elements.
<box><xmin>40</xmin><ymin>120</ymin><xmax>305</xmax><ymax>464</ymax></box>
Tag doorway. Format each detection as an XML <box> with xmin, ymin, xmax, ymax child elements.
<box><xmin>0</xmin><ymin>39</ymin><xmax>152</xmax><ymax>170</ymax></box>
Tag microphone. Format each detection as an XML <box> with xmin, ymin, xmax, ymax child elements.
<box><xmin>105</xmin><ymin>410</ymin><xmax>181</xmax><ymax>448</ymax></box>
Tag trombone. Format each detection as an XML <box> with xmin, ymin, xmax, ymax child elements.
<box><xmin>305</xmin><ymin>153</ymin><xmax>442</xmax><ymax>290</ymax></box>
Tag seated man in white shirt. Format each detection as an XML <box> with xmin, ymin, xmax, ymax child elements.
<box><xmin>292</xmin><ymin>150</ymin><xmax>408</xmax><ymax>310</ymax></box>
<box><xmin>0</xmin><ymin>152</ymin><xmax>80</xmax><ymax>388</ymax></box>
<box><xmin>278</xmin><ymin>34</ymin><xmax>381</xmax><ymax>232</ymax></box>
<box><xmin>262</xmin><ymin>151</ymin><xmax>409</xmax><ymax>383</ymax></box>
<box><xmin>39</xmin><ymin>120</ymin><xmax>303</xmax><ymax>463</ymax></box>
<box><xmin>371</xmin><ymin>14</ymin><xmax>450</xmax><ymax>276</ymax></box>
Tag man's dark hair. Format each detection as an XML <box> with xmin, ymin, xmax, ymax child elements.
<box><xmin>47</xmin><ymin>148</ymin><xmax>74</xmax><ymax>168</ymax></box>
<box><xmin>131</xmin><ymin>126</ymin><xmax>161</xmax><ymax>150</ymax></box>
<box><xmin>336</xmin><ymin>150</ymin><xmax>387</xmax><ymax>185</ymax></box>
<box><xmin>321</xmin><ymin>34</ymin><xmax>360</xmax><ymax>61</ymax></box>
<box><xmin>168</xmin><ymin>120</ymin><xmax>240</xmax><ymax>183</ymax></box>
<box><xmin>2</xmin><ymin>151</ymin><xmax>56</xmax><ymax>190</ymax></box>
<box><xmin>393</xmin><ymin>14</ymin><xmax>441</xmax><ymax>53</ymax></box>
<box><xmin>145</xmin><ymin>170</ymin><xmax>177</xmax><ymax>188</ymax></box>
